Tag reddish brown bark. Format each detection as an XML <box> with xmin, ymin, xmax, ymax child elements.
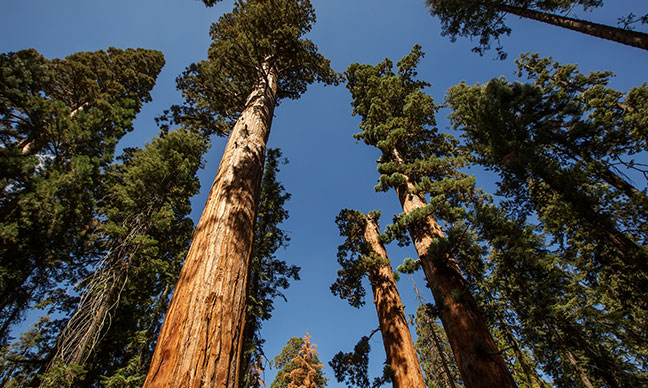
<box><xmin>500</xmin><ymin>4</ymin><xmax>648</xmax><ymax>50</ymax></box>
<box><xmin>391</xmin><ymin>150</ymin><xmax>516</xmax><ymax>388</ymax></box>
<box><xmin>143</xmin><ymin>64</ymin><xmax>278</xmax><ymax>388</ymax></box>
<box><xmin>362</xmin><ymin>214</ymin><xmax>426</xmax><ymax>388</ymax></box>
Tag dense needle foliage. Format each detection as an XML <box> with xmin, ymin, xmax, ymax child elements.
<box><xmin>0</xmin><ymin>47</ymin><xmax>165</xmax><ymax>343</ymax></box>
<box><xmin>446</xmin><ymin>54</ymin><xmax>648</xmax><ymax>387</ymax></box>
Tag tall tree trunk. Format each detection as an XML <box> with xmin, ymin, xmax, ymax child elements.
<box><xmin>143</xmin><ymin>63</ymin><xmax>278</xmax><ymax>388</ymax></box>
<box><xmin>500</xmin><ymin>4</ymin><xmax>648</xmax><ymax>50</ymax></box>
<box><xmin>362</xmin><ymin>214</ymin><xmax>426</xmax><ymax>388</ymax></box>
<box><xmin>390</xmin><ymin>150</ymin><xmax>516</xmax><ymax>388</ymax></box>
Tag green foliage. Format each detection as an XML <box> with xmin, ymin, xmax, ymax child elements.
<box><xmin>166</xmin><ymin>0</ymin><xmax>338</xmax><ymax>136</ymax></box>
<box><xmin>331</xmin><ymin>209</ymin><xmax>390</xmax><ymax>308</ymax></box>
<box><xmin>470</xmin><ymin>201</ymin><xmax>648</xmax><ymax>387</ymax></box>
<box><xmin>328</xmin><ymin>335</ymin><xmax>391</xmax><ymax>388</ymax></box>
<box><xmin>444</xmin><ymin>53</ymin><xmax>648</xmax><ymax>384</ymax></box>
<box><xmin>37</xmin><ymin>358</ymin><xmax>86</xmax><ymax>388</ymax></box>
<box><xmin>424</xmin><ymin>0</ymin><xmax>603</xmax><ymax>59</ymax></box>
<box><xmin>272</xmin><ymin>335</ymin><xmax>327</xmax><ymax>388</ymax></box>
<box><xmin>201</xmin><ymin>0</ymin><xmax>223</xmax><ymax>6</ymax></box>
<box><xmin>395</xmin><ymin>257</ymin><xmax>419</xmax><ymax>274</ymax></box>
<box><xmin>78</xmin><ymin>128</ymin><xmax>208</xmax><ymax>386</ymax></box>
<box><xmin>0</xmin><ymin>47</ymin><xmax>165</xmax><ymax>343</ymax></box>
<box><xmin>414</xmin><ymin>304</ymin><xmax>463</xmax><ymax>388</ymax></box>
<box><xmin>446</xmin><ymin>54</ymin><xmax>648</xmax><ymax>316</ymax></box>
<box><xmin>345</xmin><ymin>45</ymin><xmax>477</xmax><ymax>255</ymax></box>
<box><xmin>0</xmin><ymin>128</ymin><xmax>209</xmax><ymax>387</ymax></box>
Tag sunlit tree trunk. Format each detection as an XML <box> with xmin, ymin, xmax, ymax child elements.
<box><xmin>144</xmin><ymin>63</ymin><xmax>278</xmax><ymax>388</ymax></box>
<box><xmin>391</xmin><ymin>149</ymin><xmax>516</xmax><ymax>388</ymax></box>
<box><xmin>362</xmin><ymin>215</ymin><xmax>426</xmax><ymax>388</ymax></box>
<box><xmin>500</xmin><ymin>4</ymin><xmax>648</xmax><ymax>50</ymax></box>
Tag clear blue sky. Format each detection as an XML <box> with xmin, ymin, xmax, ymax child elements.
<box><xmin>1</xmin><ymin>0</ymin><xmax>646</xmax><ymax>386</ymax></box>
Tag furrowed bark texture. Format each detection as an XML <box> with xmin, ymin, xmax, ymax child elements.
<box><xmin>362</xmin><ymin>215</ymin><xmax>426</xmax><ymax>388</ymax></box>
<box><xmin>143</xmin><ymin>65</ymin><xmax>278</xmax><ymax>388</ymax></box>
<box><xmin>391</xmin><ymin>151</ymin><xmax>516</xmax><ymax>388</ymax></box>
<box><xmin>500</xmin><ymin>4</ymin><xmax>648</xmax><ymax>50</ymax></box>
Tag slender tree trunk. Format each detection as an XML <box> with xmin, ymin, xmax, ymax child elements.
<box><xmin>362</xmin><ymin>214</ymin><xmax>426</xmax><ymax>388</ymax></box>
<box><xmin>546</xmin><ymin>324</ymin><xmax>595</xmax><ymax>388</ymax></box>
<box><xmin>412</xmin><ymin>279</ymin><xmax>458</xmax><ymax>388</ymax></box>
<box><xmin>143</xmin><ymin>63</ymin><xmax>278</xmax><ymax>388</ymax></box>
<box><xmin>390</xmin><ymin>150</ymin><xmax>516</xmax><ymax>388</ymax></box>
<box><xmin>481</xmin><ymin>287</ymin><xmax>546</xmax><ymax>388</ymax></box>
<box><xmin>500</xmin><ymin>4</ymin><xmax>648</xmax><ymax>50</ymax></box>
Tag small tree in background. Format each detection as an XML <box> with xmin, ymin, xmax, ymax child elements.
<box><xmin>411</xmin><ymin>282</ymin><xmax>463</xmax><ymax>388</ymax></box>
<box><xmin>272</xmin><ymin>334</ymin><xmax>327</xmax><ymax>388</ymax></box>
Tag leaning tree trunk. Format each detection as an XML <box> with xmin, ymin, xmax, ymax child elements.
<box><xmin>362</xmin><ymin>214</ymin><xmax>426</xmax><ymax>388</ymax></box>
<box><xmin>390</xmin><ymin>150</ymin><xmax>516</xmax><ymax>388</ymax></box>
<box><xmin>143</xmin><ymin>63</ymin><xmax>278</xmax><ymax>388</ymax></box>
<box><xmin>500</xmin><ymin>4</ymin><xmax>648</xmax><ymax>50</ymax></box>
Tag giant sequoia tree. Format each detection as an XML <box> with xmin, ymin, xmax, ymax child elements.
<box><xmin>344</xmin><ymin>46</ymin><xmax>515</xmax><ymax>388</ymax></box>
<box><xmin>445</xmin><ymin>54</ymin><xmax>648</xmax><ymax>387</ymax></box>
<box><xmin>0</xmin><ymin>47</ymin><xmax>165</xmax><ymax>342</ymax></box>
<box><xmin>143</xmin><ymin>1</ymin><xmax>336</xmax><ymax>386</ymax></box>
<box><xmin>424</xmin><ymin>0</ymin><xmax>648</xmax><ymax>58</ymax></box>
<box><xmin>331</xmin><ymin>209</ymin><xmax>426</xmax><ymax>388</ymax></box>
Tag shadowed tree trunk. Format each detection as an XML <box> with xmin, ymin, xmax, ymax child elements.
<box><xmin>362</xmin><ymin>214</ymin><xmax>426</xmax><ymax>388</ymax></box>
<box><xmin>143</xmin><ymin>63</ymin><xmax>278</xmax><ymax>388</ymax></box>
<box><xmin>500</xmin><ymin>4</ymin><xmax>648</xmax><ymax>50</ymax></box>
<box><xmin>391</xmin><ymin>149</ymin><xmax>516</xmax><ymax>388</ymax></box>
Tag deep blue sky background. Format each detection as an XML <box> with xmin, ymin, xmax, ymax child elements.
<box><xmin>1</xmin><ymin>0</ymin><xmax>646</xmax><ymax>386</ymax></box>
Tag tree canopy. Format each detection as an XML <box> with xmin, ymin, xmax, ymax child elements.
<box><xmin>0</xmin><ymin>47</ymin><xmax>165</xmax><ymax>343</ymax></box>
<box><xmin>168</xmin><ymin>0</ymin><xmax>338</xmax><ymax>136</ymax></box>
